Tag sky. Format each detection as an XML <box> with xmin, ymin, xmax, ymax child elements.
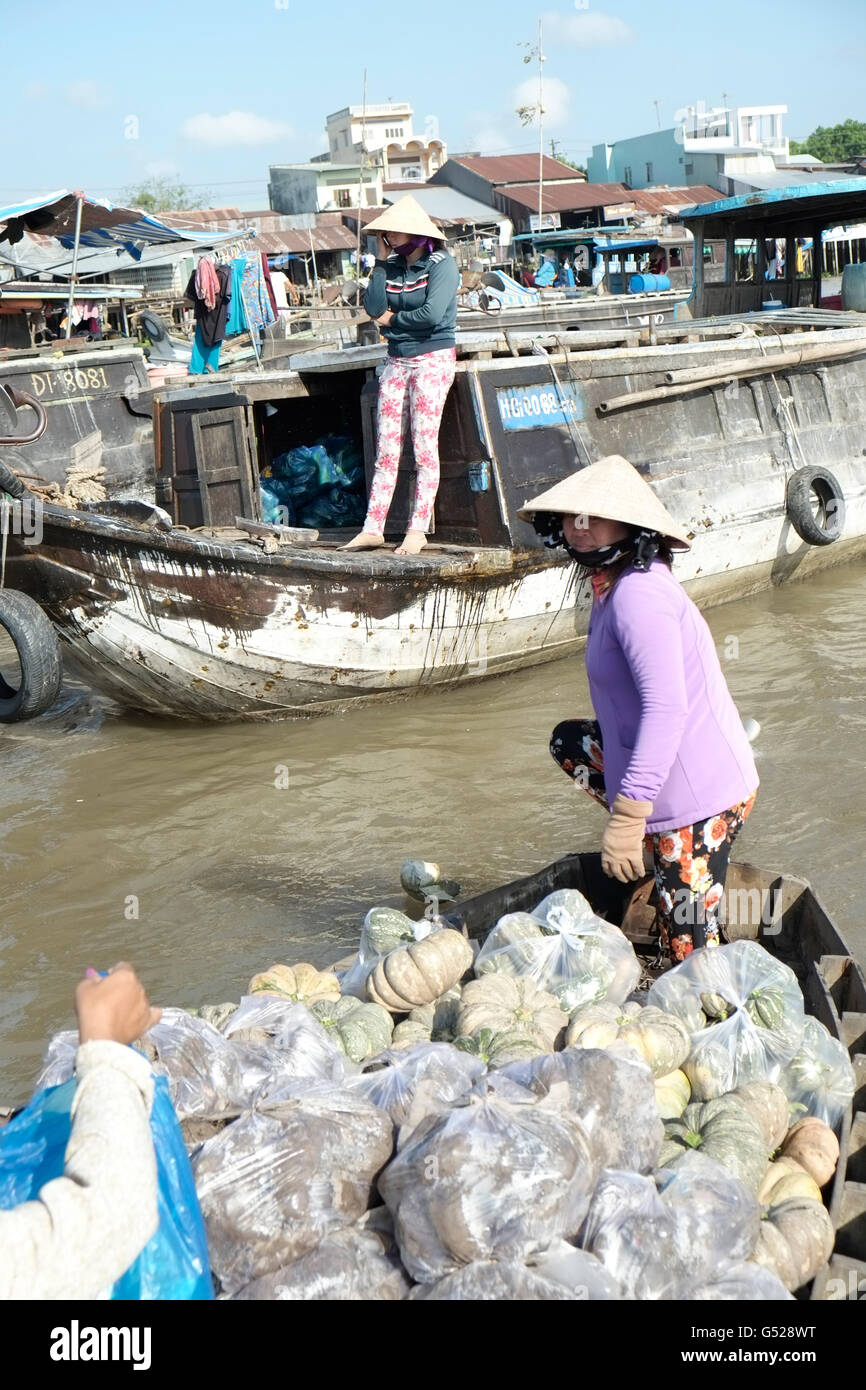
<box><xmin>3</xmin><ymin>0</ymin><xmax>865</xmax><ymax>211</ymax></box>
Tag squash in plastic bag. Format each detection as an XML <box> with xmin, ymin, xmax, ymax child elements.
<box><xmin>378</xmin><ymin>1082</ymin><xmax>595</xmax><ymax>1283</ymax></box>
<box><xmin>411</xmin><ymin>1260</ymin><xmax>579</xmax><ymax>1301</ymax></box>
<box><xmin>232</xmin><ymin>1216</ymin><xmax>410</xmax><ymax>1301</ymax></box>
<box><xmin>780</xmin><ymin>1015</ymin><xmax>856</xmax><ymax>1129</ymax></box>
<box><xmin>658</xmin><ymin>1095</ymin><xmax>769</xmax><ymax>1192</ymax></box>
<box><xmin>500</xmin><ymin>1045</ymin><xmax>664</xmax><ymax>1174</ymax></box>
<box><xmin>347</xmin><ymin>1042</ymin><xmax>484</xmax><ymax>1138</ymax></box>
<box><xmin>692</xmin><ymin>1260</ymin><xmax>793</xmax><ymax>1301</ymax></box>
<box><xmin>193</xmin><ymin>1083</ymin><xmax>393</xmax><ymax>1296</ymax></box>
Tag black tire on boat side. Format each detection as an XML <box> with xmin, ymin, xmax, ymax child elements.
<box><xmin>0</xmin><ymin>459</ymin><xmax>26</xmax><ymax>500</ymax></box>
<box><xmin>0</xmin><ymin>590</ymin><xmax>62</xmax><ymax>722</ymax></box>
<box><xmin>785</xmin><ymin>466</ymin><xmax>845</xmax><ymax>546</ymax></box>
<box><xmin>139</xmin><ymin>310</ymin><xmax>168</xmax><ymax>344</ymax></box>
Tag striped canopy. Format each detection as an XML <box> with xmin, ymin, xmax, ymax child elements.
<box><xmin>0</xmin><ymin>190</ymin><xmax>237</xmax><ymax>261</ymax></box>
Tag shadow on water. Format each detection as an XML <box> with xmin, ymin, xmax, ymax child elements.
<box><xmin>2</xmin><ymin>559</ymin><xmax>865</xmax><ymax>1103</ymax></box>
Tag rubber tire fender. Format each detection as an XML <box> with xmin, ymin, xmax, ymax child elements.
<box><xmin>139</xmin><ymin>310</ymin><xmax>168</xmax><ymax>344</ymax></box>
<box><xmin>0</xmin><ymin>589</ymin><xmax>62</xmax><ymax>721</ymax></box>
<box><xmin>785</xmin><ymin>465</ymin><xmax>845</xmax><ymax>546</ymax></box>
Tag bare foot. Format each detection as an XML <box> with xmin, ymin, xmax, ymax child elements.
<box><xmin>339</xmin><ymin>531</ymin><xmax>385</xmax><ymax>551</ymax></box>
<box><xmin>395</xmin><ymin>531</ymin><xmax>427</xmax><ymax>556</ymax></box>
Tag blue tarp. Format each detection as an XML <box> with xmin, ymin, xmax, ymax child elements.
<box><xmin>0</xmin><ymin>190</ymin><xmax>242</xmax><ymax>262</ymax></box>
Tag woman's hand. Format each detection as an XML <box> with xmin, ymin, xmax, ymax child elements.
<box><xmin>376</xmin><ymin>234</ymin><xmax>390</xmax><ymax>260</ymax></box>
<box><xmin>375</xmin><ymin>310</ymin><xmax>394</xmax><ymax>327</ymax></box>
<box><xmin>75</xmin><ymin>963</ymin><xmax>161</xmax><ymax>1045</ymax></box>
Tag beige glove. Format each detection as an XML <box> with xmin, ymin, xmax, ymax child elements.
<box><xmin>601</xmin><ymin>794</ymin><xmax>653</xmax><ymax>882</ymax></box>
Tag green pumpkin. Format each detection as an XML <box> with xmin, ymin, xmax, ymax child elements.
<box><xmin>700</xmin><ymin>990</ymin><xmax>736</xmax><ymax>1021</ymax></box>
<box><xmin>391</xmin><ymin>1018</ymin><xmax>433</xmax><ymax>1050</ymax></box>
<box><xmin>659</xmin><ymin>1094</ymin><xmax>769</xmax><ymax>1191</ymax></box>
<box><xmin>453</xmin><ymin>1027</ymin><xmax>545</xmax><ymax>1069</ymax></box>
<box><xmin>727</xmin><ymin>1080</ymin><xmax>790</xmax><ymax>1150</ymax></box>
<box><xmin>364</xmin><ymin>907</ymin><xmax>418</xmax><ymax>955</ymax></box>
<box><xmin>745</xmin><ymin>988</ymin><xmax>787</xmax><ymax>1031</ymax></box>
<box><xmin>751</xmin><ymin>1196</ymin><xmax>834</xmax><ymax>1291</ymax></box>
<box><xmin>310</xmin><ymin>996</ymin><xmax>394</xmax><ymax>1063</ymax></box>
<box><xmin>409</xmin><ymin>986</ymin><xmax>463</xmax><ymax>1042</ymax></box>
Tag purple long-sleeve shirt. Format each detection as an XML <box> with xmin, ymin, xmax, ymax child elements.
<box><xmin>584</xmin><ymin>560</ymin><xmax>758</xmax><ymax>833</ymax></box>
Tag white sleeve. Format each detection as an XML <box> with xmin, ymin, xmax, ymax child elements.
<box><xmin>0</xmin><ymin>1041</ymin><xmax>158</xmax><ymax>1301</ymax></box>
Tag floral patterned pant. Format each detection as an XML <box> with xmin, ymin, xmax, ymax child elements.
<box><xmin>363</xmin><ymin>347</ymin><xmax>457</xmax><ymax>535</ymax></box>
<box><xmin>550</xmin><ymin>718</ymin><xmax>757</xmax><ymax>962</ymax></box>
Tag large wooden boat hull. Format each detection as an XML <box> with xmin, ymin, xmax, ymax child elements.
<box><xmin>7</xmin><ymin>321</ymin><xmax>866</xmax><ymax>720</ymax></box>
<box><xmin>443</xmin><ymin>853</ymin><xmax>866</xmax><ymax>1301</ymax></box>
<box><xmin>456</xmin><ymin>288</ymin><xmax>685</xmax><ymax>334</ymax></box>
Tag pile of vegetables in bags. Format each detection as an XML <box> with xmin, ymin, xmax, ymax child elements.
<box><xmin>258</xmin><ymin>434</ymin><xmax>365</xmax><ymax>530</ymax></box>
<box><xmin>34</xmin><ymin>861</ymin><xmax>856</xmax><ymax>1300</ymax></box>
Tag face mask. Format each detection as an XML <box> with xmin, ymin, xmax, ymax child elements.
<box><xmin>531</xmin><ymin>515</ymin><xmax>663</xmax><ymax>572</ymax></box>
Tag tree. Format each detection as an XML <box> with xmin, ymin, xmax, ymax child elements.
<box><xmin>120</xmin><ymin>177</ymin><xmax>211</xmax><ymax>213</ymax></box>
<box><xmin>549</xmin><ymin>140</ymin><xmax>585</xmax><ymax>173</ymax></box>
<box><xmin>789</xmin><ymin>119</ymin><xmax>866</xmax><ymax>162</ymax></box>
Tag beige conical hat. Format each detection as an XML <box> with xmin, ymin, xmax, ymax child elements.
<box><xmin>365</xmin><ymin>195</ymin><xmax>444</xmax><ymax>240</ymax></box>
<box><xmin>516</xmin><ymin>454</ymin><xmax>692</xmax><ymax>550</ymax></box>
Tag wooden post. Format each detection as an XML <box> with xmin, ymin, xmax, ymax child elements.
<box><xmin>64</xmin><ymin>194</ymin><xmax>84</xmax><ymax>339</ymax></box>
<box><xmin>811</xmin><ymin>222</ymin><xmax>823</xmax><ymax>307</ymax></box>
<box><xmin>692</xmin><ymin>217</ymin><xmax>705</xmax><ymax>316</ymax></box>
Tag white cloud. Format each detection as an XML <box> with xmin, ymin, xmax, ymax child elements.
<box><xmin>469</xmin><ymin>121</ymin><xmax>510</xmax><ymax>154</ymax></box>
<box><xmin>180</xmin><ymin>110</ymin><xmax>293</xmax><ymax>147</ymax></box>
<box><xmin>23</xmin><ymin>81</ymin><xmax>47</xmax><ymax>101</ymax></box>
<box><xmin>514</xmin><ymin>75</ymin><xmax>572</xmax><ymax>129</ymax></box>
<box><xmin>543</xmin><ymin>10</ymin><xmax>635</xmax><ymax>46</ymax></box>
<box><xmin>64</xmin><ymin>81</ymin><xmax>112</xmax><ymax>110</ymax></box>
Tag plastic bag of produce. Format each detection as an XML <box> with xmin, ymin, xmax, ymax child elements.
<box><xmin>347</xmin><ymin>1043</ymin><xmax>484</xmax><ymax>1139</ymax></box>
<box><xmin>780</xmin><ymin>1015</ymin><xmax>856</xmax><ymax>1129</ymax></box>
<box><xmin>232</xmin><ymin>1216</ymin><xmax>410</xmax><ymax>1301</ymax></box>
<box><xmin>691</xmin><ymin>1261</ymin><xmax>793</xmax><ymax>1301</ymax></box>
<box><xmin>142</xmin><ymin>1008</ymin><xmax>287</xmax><ymax>1119</ymax></box>
<box><xmin>33</xmin><ymin>1031</ymin><xmax>79</xmax><ymax>1093</ymax></box>
<box><xmin>378</xmin><ymin>1081</ymin><xmax>595</xmax><ymax>1283</ymax></box>
<box><xmin>582</xmin><ymin>1152</ymin><xmax>760</xmax><ymax>1299</ymax></box>
<box><xmin>648</xmin><ymin>940</ymin><xmax>805</xmax><ymax>1100</ymax></box>
<box><xmin>222</xmin><ymin>997</ymin><xmax>349</xmax><ymax>1090</ymax></box>
<box><xmin>474</xmin><ymin>888</ymin><xmax>640</xmax><ymax>1014</ymax></box>
<box><xmin>500</xmin><ymin>1045</ymin><xmax>664</xmax><ymax>1174</ymax></box>
<box><xmin>410</xmin><ymin>1260</ymin><xmax>583</xmax><ymax>1301</ymax></box>
<box><xmin>528</xmin><ymin>1240</ymin><xmax>621</xmax><ymax>1299</ymax></box>
<box><xmin>193</xmin><ymin>1083</ymin><xmax>393</xmax><ymax>1295</ymax></box>
<box><xmin>338</xmin><ymin>906</ymin><xmax>421</xmax><ymax>1000</ymax></box>
<box><xmin>0</xmin><ymin>1075</ymin><xmax>212</xmax><ymax>1300</ymax></box>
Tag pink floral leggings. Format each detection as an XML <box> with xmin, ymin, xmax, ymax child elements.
<box><xmin>364</xmin><ymin>347</ymin><xmax>457</xmax><ymax>535</ymax></box>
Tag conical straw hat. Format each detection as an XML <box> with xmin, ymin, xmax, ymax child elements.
<box><xmin>365</xmin><ymin>195</ymin><xmax>444</xmax><ymax>240</ymax></box>
<box><xmin>516</xmin><ymin>454</ymin><xmax>692</xmax><ymax>550</ymax></box>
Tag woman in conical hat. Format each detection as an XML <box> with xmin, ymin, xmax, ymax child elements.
<box><xmin>342</xmin><ymin>195</ymin><xmax>460</xmax><ymax>557</ymax></box>
<box><xmin>519</xmin><ymin>455</ymin><xmax>759</xmax><ymax>963</ymax></box>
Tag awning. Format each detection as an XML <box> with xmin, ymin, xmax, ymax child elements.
<box><xmin>677</xmin><ymin>179</ymin><xmax>866</xmax><ymax>237</ymax></box>
<box><xmin>0</xmin><ymin>189</ymin><xmax>242</xmax><ymax>260</ymax></box>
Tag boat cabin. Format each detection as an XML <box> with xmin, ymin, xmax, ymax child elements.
<box><xmin>678</xmin><ymin>178</ymin><xmax>866</xmax><ymax>318</ymax></box>
<box><xmin>512</xmin><ymin>227</ymin><xmax>701</xmax><ymax>294</ymax></box>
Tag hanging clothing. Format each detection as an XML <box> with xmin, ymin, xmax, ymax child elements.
<box><xmin>184</xmin><ymin>262</ymin><xmax>232</xmax><ymax>348</ymax></box>
<box><xmin>188</xmin><ymin>324</ymin><xmax>222</xmax><ymax>375</ymax></box>
<box><xmin>225</xmin><ymin>258</ymin><xmax>248</xmax><ymax>337</ymax></box>
<box><xmin>270</xmin><ymin>270</ymin><xmax>290</xmax><ymax>311</ymax></box>
<box><xmin>194</xmin><ymin>256</ymin><xmax>220</xmax><ymax>310</ymax></box>
<box><xmin>240</xmin><ymin>254</ymin><xmax>277</xmax><ymax>335</ymax></box>
<box><xmin>261</xmin><ymin>254</ymin><xmax>278</xmax><ymax>318</ymax></box>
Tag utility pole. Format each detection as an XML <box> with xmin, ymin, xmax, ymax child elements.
<box><xmin>355</xmin><ymin>69</ymin><xmax>367</xmax><ymax>298</ymax></box>
<box><xmin>517</xmin><ymin>21</ymin><xmax>546</xmax><ymax>233</ymax></box>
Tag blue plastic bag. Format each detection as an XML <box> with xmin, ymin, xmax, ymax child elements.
<box><xmin>0</xmin><ymin>1072</ymin><xmax>213</xmax><ymax>1300</ymax></box>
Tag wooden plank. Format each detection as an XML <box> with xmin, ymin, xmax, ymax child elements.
<box><xmin>233</xmin><ymin>517</ymin><xmax>319</xmax><ymax>543</ymax></box>
<box><xmin>834</xmin><ymin>1181</ymin><xmax>866</xmax><ymax>1261</ymax></box>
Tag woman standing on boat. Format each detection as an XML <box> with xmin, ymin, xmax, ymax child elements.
<box><xmin>343</xmin><ymin>196</ymin><xmax>460</xmax><ymax>557</ymax></box>
<box><xmin>519</xmin><ymin>455</ymin><xmax>759</xmax><ymax>963</ymax></box>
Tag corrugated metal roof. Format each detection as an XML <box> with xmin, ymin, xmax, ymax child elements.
<box><xmin>629</xmin><ymin>185</ymin><xmax>723</xmax><ymax>214</ymax></box>
<box><xmin>497</xmin><ymin>181</ymin><xmax>629</xmax><ymax>212</ymax></box>
<box><xmin>678</xmin><ymin>179</ymin><xmax>866</xmax><ymax>234</ymax></box>
<box><xmin>382</xmin><ymin>185</ymin><xmax>502</xmax><ymax>226</ymax></box>
<box><xmin>451</xmin><ymin>154</ymin><xmax>585</xmax><ymax>185</ymax></box>
<box><xmin>255</xmin><ymin>226</ymin><xmax>357</xmax><ymax>254</ymax></box>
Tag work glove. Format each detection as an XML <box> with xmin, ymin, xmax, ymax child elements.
<box><xmin>601</xmin><ymin>794</ymin><xmax>654</xmax><ymax>882</ymax></box>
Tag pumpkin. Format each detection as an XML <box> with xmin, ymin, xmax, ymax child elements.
<box><xmin>566</xmin><ymin>1002</ymin><xmax>690</xmax><ymax>1079</ymax></box>
<box><xmin>454</xmin><ymin>1028</ymin><xmax>545</xmax><ymax>1068</ymax></box>
<box><xmin>390</xmin><ymin>1019</ymin><xmax>433</xmax><ymax>1050</ymax></box>
<box><xmin>751</xmin><ymin>1196</ymin><xmax>834</xmax><ymax>1291</ymax></box>
<box><xmin>409</xmin><ymin>986</ymin><xmax>463</xmax><ymax>1042</ymax></box>
<box><xmin>654</xmin><ymin>1069</ymin><xmax>691</xmax><ymax>1119</ymax></box>
<box><xmin>247</xmin><ymin>962</ymin><xmax>341</xmax><ymax>1006</ymax></box>
<box><xmin>700</xmin><ymin>990</ymin><xmax>736</xmax><ymax>1021</ymax></box>
<box><xmin>364</xmin><ymin>906</ymin><xmax>418</xmax><ymax>955</ymax></box>
<box><xmin>310</xmin><ymin>997</ymin><xmax>394</xmax><ymax>1063</ymax></box>
<box><xmin>474</xmin><ymin>914</ymin><xmax>545</xmax><ymax>978</ymax></box>
<box><xmin>682</xmin><ymin>1040</ymin><xmax>736</xmax><ymax>1102</ymax></box>
<box><xmin>779</xmin><ymin>1117</ymin><xmax>839</xmax><ymax>1187</ymax></box>
<box><xmin>745</xmin><ymin>987</ymin><xmax>787</xmax><ymax>1031</ymax></box>
<box><xmin>757</xmin><ymin>1158</ymin><xmax>821</xmax><ymax>1206</ymax></box>
<box><xmin>659</xmin><ymin>1095</ymin><xmax>769</xmax><ymax>1191</ymax></box>
<box><xmin>366</xmin><ymin>929</ymin><xmax>474</xmax><ymax>1013</ymax></box>
<box><xmin>457</xmin><ymin>975</ymin><xmax>567</xmax><ymax>1051</ymax></box>
<box><xmin>727</xmin><ymin>1081</ymin><xmax>790</xmax><ymax>1150</ymax></box>
<box><xmin>400</xmin><ymin>859</ymin><xmax>460</xmax><ymax>902</ymax></box>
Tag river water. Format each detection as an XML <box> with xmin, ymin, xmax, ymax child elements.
<box><xmin>2</xmin><ymin>559</ymin><xmax>865</xmax><ymax>1105</ymax></box>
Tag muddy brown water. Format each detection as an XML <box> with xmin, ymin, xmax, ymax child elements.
<box><xmin>2</xmin><ymin>560</ymin><xmax>865</xmax><ymax>1105</ymax></box>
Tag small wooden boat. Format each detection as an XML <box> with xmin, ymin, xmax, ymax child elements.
<box><xmin>442</xmin><ymin>853</ymin><xmax>866</xmax><ymax>1301</ymax></box>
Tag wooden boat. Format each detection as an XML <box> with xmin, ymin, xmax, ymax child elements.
<box><xmin>441</xmin><ymin>852</ymin><xmax>866</xmax><ymax>1301</ymax></box>
<box><xmin>5</xmin><ymin>182</ymin><xmax>866</xmax><ymax>720</ymax></box>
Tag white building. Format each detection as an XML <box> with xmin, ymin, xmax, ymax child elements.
<box><xmin>324</xmin><ymin>103</ymin><xmax>446</xmax><ymax>183</ymax></box>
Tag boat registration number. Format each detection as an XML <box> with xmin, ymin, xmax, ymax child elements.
<box><xmin>496</xmin><ymin>383</ymin><xmax>584</xmax><ymax>431</ymax></box>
